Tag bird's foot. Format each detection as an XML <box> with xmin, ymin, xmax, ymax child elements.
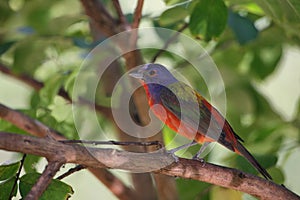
<box><xmin>166</xmin><ymin>149</ymin><xmax>179</xmax><ymax>163</ymax></box>
<box><xmin>192</xmin><ymin>155</ymin><xmax>206</xmax><ymax>166</ymax></box>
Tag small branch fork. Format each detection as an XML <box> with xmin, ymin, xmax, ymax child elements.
<box><xmin>0</xmin><ymin>103</ymin><xmax>136</xmax><ymax>200</ymax></box>
<box><xmin>0</xmin><ymin>132</ymin><xmax>299</xmax><ymax>200</ymax></box>
<box><xmin>25</xmin><ymin>161</ymin><xmax>64</xmax><ymax>200</ymax></box>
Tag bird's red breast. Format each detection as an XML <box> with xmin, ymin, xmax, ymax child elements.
<box><xmin>143</xmin><ymin>83</ymin><xmax>216</xmax><ymax>143</ymax></box>
<box><xmin>129</xmin><ymin>63</ymin><xmax>272</xmax><ymax>180</ymax></box>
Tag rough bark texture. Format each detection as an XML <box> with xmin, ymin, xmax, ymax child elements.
<box><xmin>0</xmin><ymin>132</ymin><xmax>299</xmax><ymax>200</ymax></box>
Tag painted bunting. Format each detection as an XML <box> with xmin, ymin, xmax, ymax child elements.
<box><xmin>129</xmin><ymin>63</ymin><xmax>272</xmax><ymax>180</ymax></box>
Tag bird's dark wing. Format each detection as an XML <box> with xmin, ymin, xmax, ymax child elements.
<box><xmin>159</xmin><ymin>82</ymin><xmax>223</xmax><ymax>141</ymax></box>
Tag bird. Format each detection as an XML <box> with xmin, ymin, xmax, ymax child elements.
<box><xmin>129</xmin><ymin>63</ymin><xmax>272</xmax><ymax>180</ymax></box>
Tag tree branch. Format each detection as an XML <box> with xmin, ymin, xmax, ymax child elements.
<box><xmin>25</xmin><ymin>161</ymin><xmax>64</xmax><ymax>200</ymax></box>
<box><xmin>132</xmin><ymin>0</ymin><xmax>144</xmax><ymax>29</ymax></box>
<box><xmin>88</xmin><ymin>168</ymin><xmax>138</xmax><ymax>200</ymax></box>
<box><xmin>0</xmin><ymin>103</ymin><xmax>137</xmax><ymax>199</ymax></box>
<box><xmin>87</xmin><ymin>14</ymin><xmax>158</xmax><ymax>199</ymax></box>
<box><xmin>80</xmin><ymin>0</ymin><xmax>119</xmax><ymax>37</ymax></box>
<box><xmin>9</xmin><ymin>154</ymin><xmax>26</xmax><ymax>199</ymax></box>
<box><xmin>128</xmin><ymin>0</ymin><xmax>144</xmax><ymax>50</ymax></box>
<box><xmin>0</xmin><ymin>103</ymin><xmax>64</xmax><ymax>139</ymax></box>
<box><xmin>0</xmin><ymin>63</ymin><xmax>111</xmax><ymax>116</ymax></box>
<box><xmin>0</xmin><ymin>132</ymin><xmax>299</xmax><ymax>200</ymax></box>
<box><xmin>151</xmin><ymin>23</ymin><xmax>189</xmax><ymax>63</ymax></box>
<box><xmin>0</xmin><ymin>63</ymin><xmax>71</xmax><ymax>101</ymax></box>
<box><xmin>57</xmin><ymin>165</ymin><xmax>86</xmax><ymax>180</ymax></box>
<box><xmin>112</xmin><ymin>0</ymin><xmax>128</xmax><ymax>26</ymax></box>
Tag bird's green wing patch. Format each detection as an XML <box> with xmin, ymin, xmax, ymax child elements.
<box><xmin>160</xmin><ymin>82</ymin><xmax>222</xmax><ymax>140</ymax></box>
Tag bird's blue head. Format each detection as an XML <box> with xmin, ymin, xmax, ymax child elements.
<box><xmin>129</xmin><ymin>63</ymin><xmax>178</xmax><ymax>85</ymax></box>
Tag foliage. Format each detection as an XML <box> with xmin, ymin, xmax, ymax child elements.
<box><xmin>0</xmin><ymin>0</ymin><xmax>300</xmax><ymax>199</ymax></box>
<box><xmin>19</xmin><ymin>173</ymin><xmax>73</xmax><ymax>200</ymax></box>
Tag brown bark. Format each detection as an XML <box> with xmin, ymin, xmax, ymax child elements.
<box><xmin>0</xmin><ymin>132</ymin><xmax>298</xmax><ymax>200</ymax></box>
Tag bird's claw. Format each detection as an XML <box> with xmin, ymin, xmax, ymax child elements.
<box><xmin>192</xmin><ymin>156</ymin><xmax>206</xmax><ymax>166</ymax></box>
<box><xmin>166</xmin><ymin>149</ymin><xmax>179</xmax><ymax>163</ymax></box>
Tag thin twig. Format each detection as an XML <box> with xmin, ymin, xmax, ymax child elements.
<box><xmin>57</xmin><ymin>165</ymin><xmax>86</xmax><ymax>180</ymax></box>
<box><xmin>132</xmin><ymin>0</ymin><xmax>144</xmax><ymax>29</ymax></box>
<box><xmin>151</xmin><ymin>23</ymin><xmax>188</xmax><ymax>63</ymax></box>
<box><xmin>0</xmin><ymin>62</ymin><xmax>111</xmax><ymax>116</ymax></box>
<box><xmin>112</xmin><ymin>0</ymin><xmax>127</xmax><ymax>25</ymax></box>
<box><xmin>0</xmin><ymin>63</ymin><xmax>71</xmax><ymax>101</ymax></box>
<box><xmin>129</xmin><ymin>0</ymin><xmax>145</xmax><ymax>50</ymax></box>
<box><xmin>9</xmin><ymin>154</ymin><xmax>27</xmax><ymax>199</ymax></box>
<box><xmin>25</xmin><ymin>161</ymin><xmax>64</xmax><ymax>200</ymax></box>
<box><xmin>60</xmin><ymin>139</ymin><xmax>163</xmax><ymax>149</ymax></box>
<box><xmin>0</xmin><ymin>103</ymin><xmax>64</xmax><ymax>139</ymax></box>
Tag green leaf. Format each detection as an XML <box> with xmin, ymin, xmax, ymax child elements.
<box><xmin>159</xmin><ymin>6</ymin><xmax>189</xmax><ymax>26</ymax></box>
<box><xmin>250</xmin><ymin>44</ymin><xmax>282</xmax><ymax>79</ymax></box>
<box><xmin>189</xmin><ymin>0</ymin><xmax>228</xmax><ymax>40</ymax></box>
<box><xmin>39</xmin><ymin>75</ymin><xmax>65</xmax><ymax>105</ymax></box>
<box><xmin>23</xmin><ymin>155</ymin><xmax>41</xmax><ymax>173</ymax></box>
<box><xmin>164</xmin><ymin>0</ymin><xmax>188</xmax><ymax>6</ymax></box>
<box><xmin>162</xmin><ymin>126</ymin><xmax>177</xmax><ymax>146</ymax></box>
<box><xmin>24</xmin><ymin>0</ymin><xmax>51</xmax><ymax>34</ymax></box>
<box><xmin>49</xmin><ymin>97</ymin><xmax>73</xmax><ymax>123</ymax></box>
<box><xmin>254</xmin><ymin>0</ymin><xmax>300</xmax><ymax>44</ymax></box>
<box><xmin>47</xmin><ymin>16</ymin><xmax>83</xmax><ymax>35</ymax></box>
<box><xmin>0</xmin><ymin>1</ymin><xmax>13</xmax><ymax>25</ymax></box>
<box><xmin>0</xmin><ymin>162</ymin><xmax>20</xmax><ymax>181</ymax></box>
<box><xmin>268</xmin><ymin>167</ymin><xmax>285</xmax><ymax>184</ymax></box>
<box><xmin>228</xmin><ymin>10</ymin><xmax>258</xmax><ymax>44</ymax></box>
<box><xmin>211</xmin><ymin>186</ymin><xmax>242</xmax><ymax>199</ymax></box>
<box><xmin>177</xmin><ymin>179</ymin><xmax>211</xmax><ymax>200</ymax></box>
<box><xmin>13</xmin><ymin>38</ymin><xmax>47</xmax><ymax>76</ymax></box>
<box><xmin>0</xmin><ymin>41</ymin><xmax>16</xmax><ymax>55</ymax></box>
<box><xmin>0</xmin><ymin>177</ymin><xmax>17</xmax><ymax>200</ymax></box>
<box><xmin>20</xmin><ymin>173</ymin><xmax>73</xmax><ymax>200</ymax></box>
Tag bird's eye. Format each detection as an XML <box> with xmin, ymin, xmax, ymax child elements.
<box><xmin>148</xmin><ymin>70</ymin><xmax>156</xmax><ymax>76</ymax></box>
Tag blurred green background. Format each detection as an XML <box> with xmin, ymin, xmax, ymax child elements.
<box><xmin>0</xmin><ymin>0</ymin><xmax>300</xmax><ymax>199</ymax></box>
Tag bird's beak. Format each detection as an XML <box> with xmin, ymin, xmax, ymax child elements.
<box><xmin>128</xmin><ymin>64</ymin><xmax>147</xmax><ymax>79</ymax></box>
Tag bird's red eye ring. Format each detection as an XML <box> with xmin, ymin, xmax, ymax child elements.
<box><xmin>148</xmin><ymin>70</ymin><xmax>157</xmax><ymax>76</ymax></box>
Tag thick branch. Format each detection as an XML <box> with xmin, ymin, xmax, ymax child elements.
<box><xmin>0</xmin><ymin>103</ymin><xmax>136</xmax><ymax>199</ymax></box>
<box><xmin>88</xmin><ymin>15</ymin><xmax>158</xmax><ymax>199</ymax></box>
<box><xmin>160</xmin><ymin>161</ymin><xmax>295</xmax><ymax>200</ymax></box>
<box><xmin>0</xmin><ymin>132</ymin><xmax>174</xmax><ymax>171</ymax></box>
<box><xmin>1</xmin><ymin>132</ymin><xmax>299</xmax><ymax>200</ymax></box>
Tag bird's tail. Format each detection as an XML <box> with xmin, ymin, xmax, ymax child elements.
<box><xmin>235</xmin><ymin>141</ymin><xmax>272</xmax><ymax>180</ymax></box>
